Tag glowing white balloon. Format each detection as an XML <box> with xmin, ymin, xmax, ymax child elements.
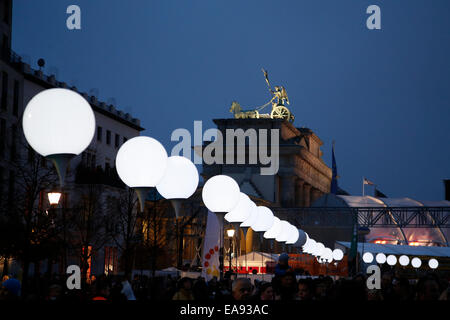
<box><xmin>202</xmin><ymin>175</ymin><xmax>240</xmax><ymax>213</ymax></box>
<box><xmin>240</xmin><ymin>205</ymin><xmax>258</xmax><ymax>228</ymax></box>
<box><xmin>321</xmin><ymin>248</ymin><xmax>333</xmax><ymax>263</ymax></box>
<box><xmin>376</xmin><ymin>253</ymin><xmax>386</xmax><ymax>264</ymax></box>
<box><xmin>275</xmin><ymin>221</ymin><xmax>292</xmax><ymax>242</ymax></box>
<box><xmin>305</xmin><ymin>238</ymin><xmax>317</xmax><ymax>254</ymax></box>
<box><xmin>387</xmin><ymin>255</ymin><xmax>397</xmax><ymax>266</ymax></box>
<box><xmin>286</xmin><ymin>226</ymin><xmax>300</xmax><ymax>244</ymax></box>
<box><xmin>225</xmin><ymin>193</ymin><xmax>254</xmax><ymax>223</ymax></box>
<box><xmin>116</xmin><ymin>136</ymin><xmax>168</xmax><ymax>188</ymax></box>
<box><xmin>332</xmin><ymin>249</ymin><xmax>344</xmax><ymax>261</ymax></box>
<box><xmin>156</xmin><ymin>156</ymin><xmax>198</xmax><ymax>199</ymax></box>
<box><xmin>428</xmin><ymin>259</ymin><xmax>438</xmax><ymax>269</ymax></box>
<box><xmin>23</xmin><ymin>88</ymin><xmax>95</xmax><ymax>157</ymax></box>
<box><xmin>250</xmin><ymin>206</ymin><xmax>274</xmax><ymax>232</ymax></box>
<box><xmin>314</xmin><ymin>242</ymin><xmax>325</xmax><ymax>257</ymax></box>
<box><xmin>399</xmin><ymin>255</ymin><xmax>410</xmax><ymax>266</ymax></box>
<box><xmin>363</xmin><ymin>252</ymin><xmax>374</xmax><ymax>264</ymax></box>
<box><xmin>411</xmin><ymin>257</ymin><xmax>422</xmax><ymax>268</ymax></box>
<box><xmin>264</xmin><ymin>217</ymin><xmax>282</xmax><ymax>239</ymax></box>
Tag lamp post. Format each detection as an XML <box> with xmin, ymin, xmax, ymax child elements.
<box><xmin>202</xmin><ymin>175</ymin><xmax>240</xmax><ymax>280</ymax></box>
<box><xmin>226</xmin><ymin>228</ymin><xmax>235</xmax><ymax>273</ymax></box>
<box><xmin>47</xmin><ymin>191</ymin><xmax>65</xmax><ymax>273</ymax></box>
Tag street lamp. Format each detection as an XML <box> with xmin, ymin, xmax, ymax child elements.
<box><xmin>226</xmin><ymin>228</ymin><xmax>235</xmax><ymax>274</ymax></box>
<box><xmin>23</xmin><ymin>88</ymin><xmax>96</xmax><ymax>187</ymax></box>
<box><xmin>202</xmin><ymin>175</ymin><xmax>241</xmax><ymax>279</ymax></box>
<box><xmin>116</xmin><ymin>136</ymin><xmax>168</xmax><ymax>212</ymax></box>
<box><xmin>48</xmin><ymin>192</ymin><xmax>62</xmax><ymax>207</ymax></box>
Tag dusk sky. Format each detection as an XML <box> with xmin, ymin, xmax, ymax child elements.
<box><xmin>12</xmin><ymin>0</ymin><xmax>450</xmax><ymax>200</ymax></box>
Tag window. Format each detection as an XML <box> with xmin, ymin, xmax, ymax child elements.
<box><xmin>106</xmin><ymin>130</ymin><xmax>111</xmax><ymax>145</ymax></box>
<box><xmin>13</xmin><ymin>80</ymin><xmax>19</xmax><ymax>116</ymax></box>
<box><xmin>115</xmin><ymin>134</ymin><xmax>120</xmax><ymax>148</ymax></box>
<box><xmin>1</xmin><ymin>72</ymin><xmax>8</xmax><ymax>110</ymax></box>
<box><xmin>104</xmin><ymin>246</ymin><xmax>118</xmax><ymax>274</ymax></box>
<box><xmin>97</xmin><ymin>126</ymin><xmax>103</xmax><ymax>142</ymax></box>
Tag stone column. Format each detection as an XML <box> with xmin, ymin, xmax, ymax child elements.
<box><xmin>280</xmin><ymin>175</ymin><xmax>296</xmax><ymax>207</ymax></box>
<box><xmin>303</xmin><ymin>184</ymin><xmax>311</xmax><ymax>207</ymax></box>
<box><xmin>295</xmin><ymin>179</ymin><xmax>305</xmax><ymax>207</ymax></box>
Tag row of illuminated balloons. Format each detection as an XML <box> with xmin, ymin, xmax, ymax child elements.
<box><xmin>20</xmin><ymin>88</ymin><xmax>306</xmax><ymax>243</ymax></box>
<box><xmin>362</xmin><ymin>252</ymin><xmax>439</xmax><ymax>269</ymax></box>
<box><xmin>20</xmin><ymin>88</ymin><xmax>336</xmax><ymax>258</ymax></box>
<box><xmin>22</xmin><ymin>89</ymin><xmax>439</xmax><ymax>271</ymax></box>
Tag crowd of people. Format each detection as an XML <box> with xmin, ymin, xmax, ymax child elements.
<box><xmin>1</xmin><ymin>254</ymin><xmax>449</xmax><ymax>301</ymax></box>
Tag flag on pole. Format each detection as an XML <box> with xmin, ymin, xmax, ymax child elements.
<box><xmin>330</xmin><ymin>141</ymin><xmax>339</xmax><ymax>194</ymax></box>
<box><xmin>374</xmin><ymin>188</ymin><xmax>387</xmax><ymax>198</ymax></box>
<box><xmin>363</xmin><ymin>177</ymin><xmax>375</xmax><ymax>185</ymax></box>
<box><xmin>201</xmin><ymin>211</ymin><xmax>221</xmax><ymax>281</ymax></box>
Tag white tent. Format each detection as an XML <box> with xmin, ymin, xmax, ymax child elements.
<box><xmin>229</xmin><ymin>251</ymin><xmax>278</xmax><ymax>267</ymax></box>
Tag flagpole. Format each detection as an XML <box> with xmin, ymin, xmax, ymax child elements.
<box><xmin>362</xmin><ymin>177</ymin><xmax>365</xmax><ymax>197</ymax></box>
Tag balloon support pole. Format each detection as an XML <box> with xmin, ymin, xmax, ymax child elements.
<box><xmin>170</xmin><ymin>199</ymin><xmax>183</xmax><ymax>219</ymax></box>
<box><xmin>46</xmin><ymin>153</ymin><xmax>75</xmax><ymax>188</ymax></box>
<box><xmin>134</xmin><ymin>187</ymin><xmax>152</xmax><ymax>213</ymax></box>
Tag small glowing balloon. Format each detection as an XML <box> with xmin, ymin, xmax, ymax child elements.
<box><xmin>250</xmin><ymin>206</ymin><xmax>274</xmax><ymax>232</ymax></box>
<box><xmin>363</xmin><ymin>252</ymin><xmax>374</xmax><ymax>264</ymax></box>
<box><xmin>263</xmin><ymin>217</ymin><xmax>281</xmax><ymax>239</ymax></box>
<box><xmin>411</xmin><ymin>257</ymin><xmax>422</xmax><ymax>268</ymax></box>
<box><xmin>275</xmin><ymin>221</ymin><xmax>292</xmax><ymax>242</ymax></box>
<box><xmin>387</xmin><ymin>255</ymin><xmax>397</xmax><ymax>266</ymax></box>
<box><xmin>428</xmin><ymin>259</ymin><xmax>438</xmax><ymax>269</ymax></box>
<box><xmin>321</xmin><ymin>248</ymin><xmax>333</xmax><ymax>263</ymax></box>
<box><xmin>156</xmin><ymin>156</ymin><xmax>198</xmax><ymax>199</ymax></box>
<box><xmin>399</xmin><ymin>255</ymin><xmax>410</xmax><ymax>266</ymax></box>
<box><xmin>314</xmin><ymin>242</ymin><xmax>325</xmax><ymax>257</ymax></box>
<box><xmin>286</xmin><ymin>226</ymin><xmax>300</xmax><ymax>244</ymax></box>
<box><xmin>305</xmin><ymin>239</ymin><xmax>317</xmax><ymax>254</ymax></box>
<box><xmin>332</xmin><ymin>249</ymin><xmax>344</xmax><ymax>261</ymax></box>
<box><xmin>116</xmin><ymin>136</ymin><xmax>168</xmax><ymax>188</ymax></box>
<box><xmin>225</xmin><ymin>193</ymin><xmax>254</xmax><ymax>223</ymax></box>
<box><xmin>240</xmin><ymin>205</ymin><xmax>258</xmax><ymax>228</ymax></box>
<box><xmin>376</xmin><ymin>253</ymin><xmax>386</xmax><ymax>264</ymax></box>
<box><xmin>202</xmin><ymin>175</ymin><xmax>240</xmax><ymax>213</ymax></box>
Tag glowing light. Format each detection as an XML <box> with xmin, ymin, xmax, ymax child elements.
<box><xmin>332</xmin><ymin>249</ymin><xmax>344</xmax><ymax>261</ymax></box>
<box><xmin>48</xmin><ymin>192</ymin><xmax>62</xmax><ymax>206</ymax></box>
<box><xmin>411</xmin><ymin>257</ymin><xmax>422</xmax><ymax>268</ymax></box>
<box><xmin>23</xmin><ymin>88</ymin><xmax>95</xmax><ymax>157</ymax></box>
<box><xmin>399</xmin><ymin>255</ymin><xmax>410</xmax><ymax>266</ymax></box>
<box><xmin>202</xmin><ymin>175</ymin><xmax>240</xmax><ymax>213</ymax></box>
<box><xmin>376</xmin><ymin>253</ymin><xmax>386</xmax><ymax>264</ymax></box>
<box><xmin>428</xmin><ymin>259</ymin><xmax>438</xmax><ymax>269</ymax></box>
<box><xmin>387</xmin><ymin>255</ymin><xmax>397</xmax><ymax>266</ymax></box>
<box><xmin>363</xmin><ymin>252</ymin><xmax>374</xmax><ymax>264</ymax></box>
<box><xmin>156</xmin><ymin>156</ymin><xmax>199</xmax><ymax>199</ymax></box>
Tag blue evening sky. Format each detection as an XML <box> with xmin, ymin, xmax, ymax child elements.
<box><xmin>11</xmin><ymin>0</ymin><xmax>450</xmax><ymax>200</ymax></box>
